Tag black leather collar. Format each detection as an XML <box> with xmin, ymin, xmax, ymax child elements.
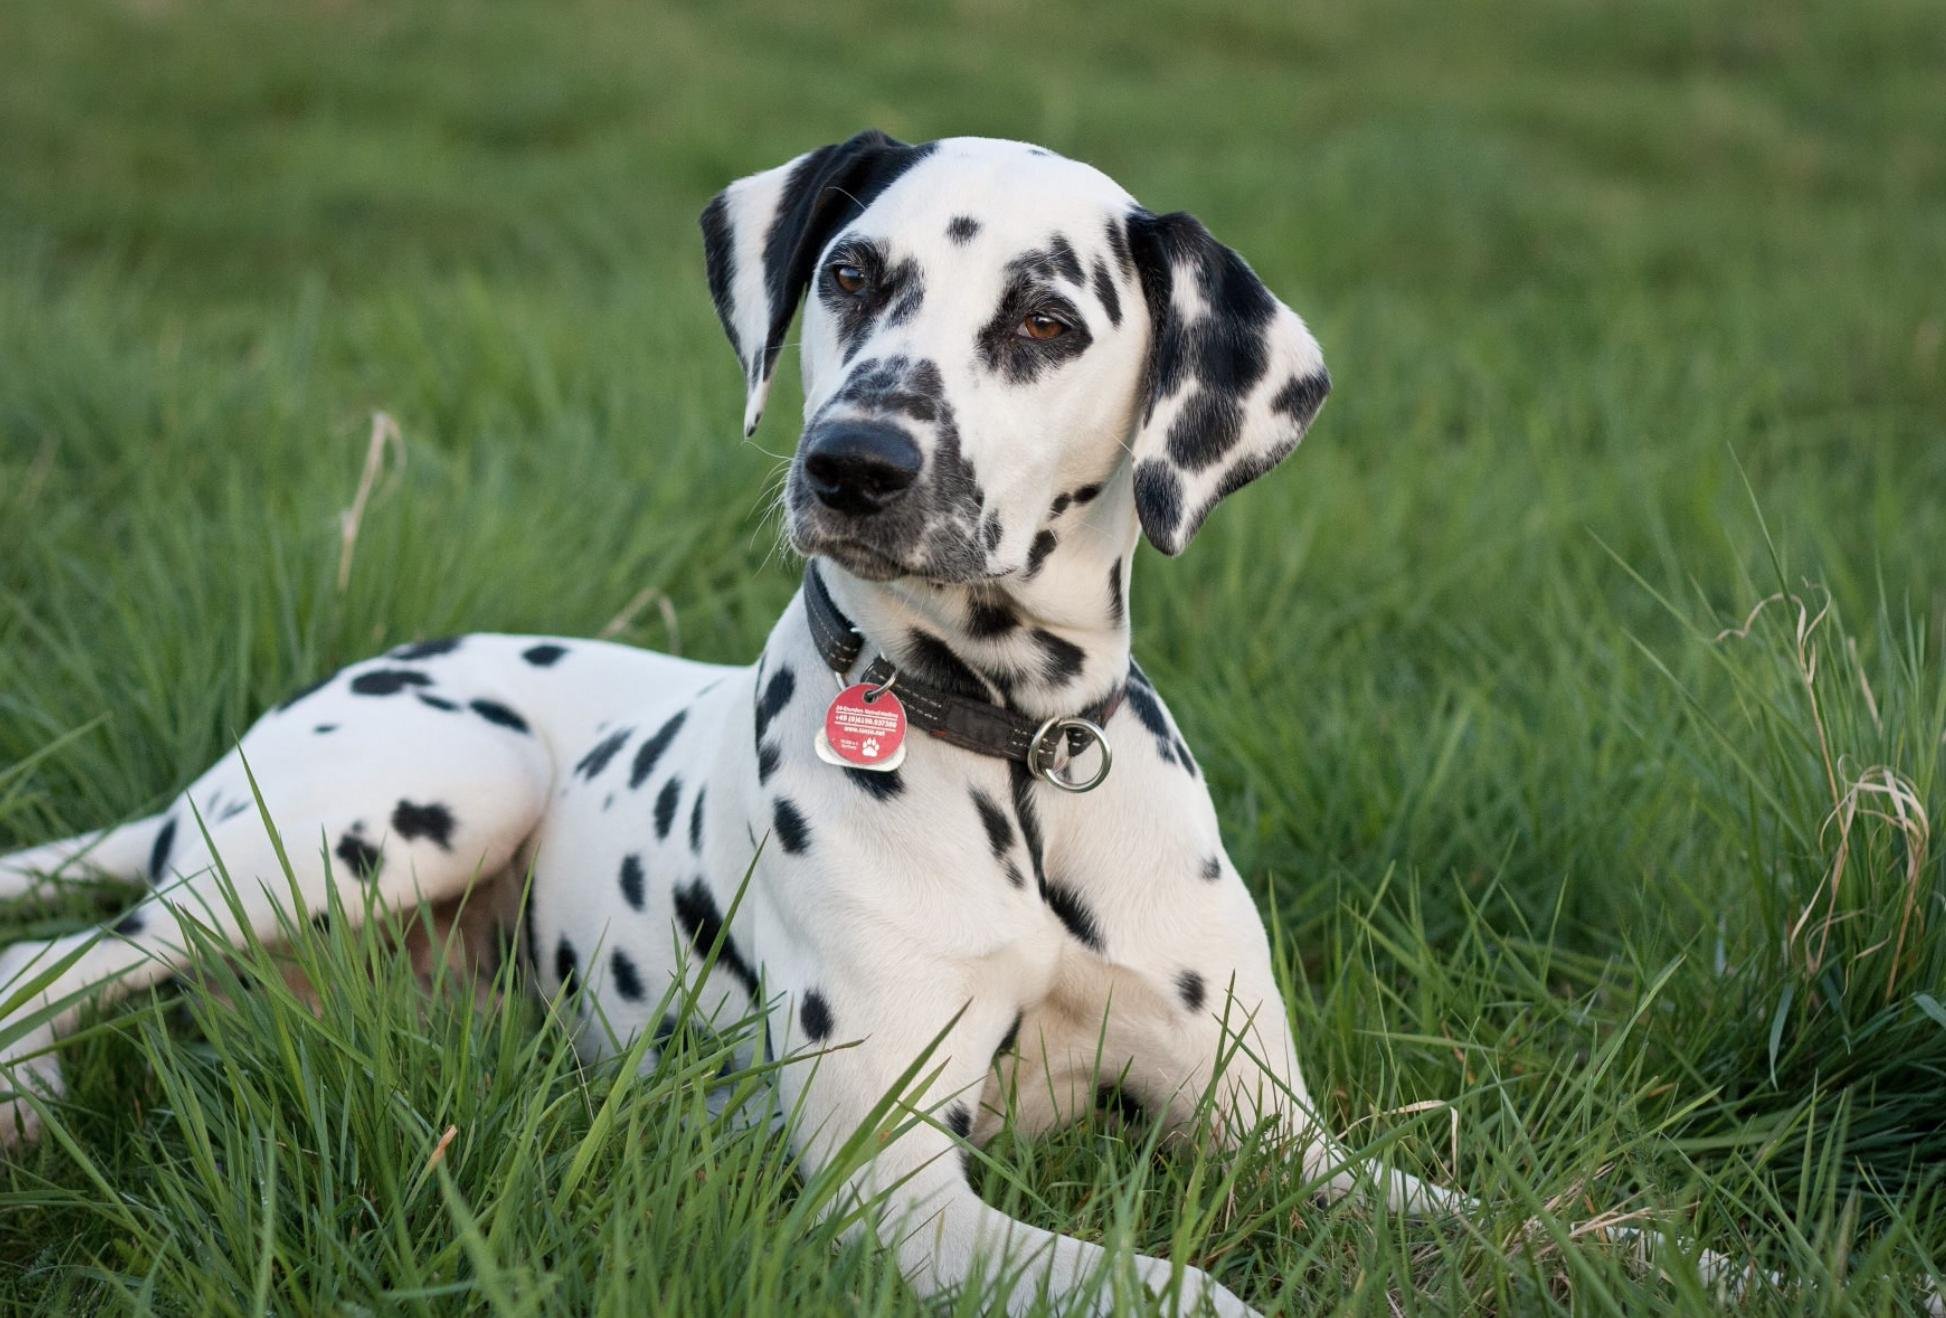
<box><xmin>801</xmin><ymin>564</ymin><xmax>1124</xmax><ymax>789</ymax></box>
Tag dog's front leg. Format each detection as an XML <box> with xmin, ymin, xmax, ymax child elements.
<box><xmin>1128</xmin><ymin>854</ymin><xmax>1469</xmax><ymax>1219</ymax></box>
<box><xmin>768</xmin><ymin>970</ymin><xmax>1256</xmax><ymax>1316</ymax></box>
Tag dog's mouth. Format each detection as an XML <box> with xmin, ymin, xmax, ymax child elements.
<box><xmin>792</xmin><ymin>528</ymin><xmax>1010</xmax><ymax>588</ymax></box>
<box><xmin>809</xmin><ymin>537</ymin><xmax>908</xmax><ymax>582</ymax></box>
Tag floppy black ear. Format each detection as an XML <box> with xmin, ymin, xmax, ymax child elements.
<box><xmin>1123</xmin><ymin>209</ymin><xmax>1330</xmax><ymax>555</ymax></box>
<box><xmin>699</xmin><ymin>130</ymin><xmax>931</xmax><ymax>437</ymax></box>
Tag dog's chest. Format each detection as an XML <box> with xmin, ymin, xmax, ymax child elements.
<box><xmin>521</xmin><ymin>628</ymin><xmax>1104</xmax><ymax>1029</ymax></box>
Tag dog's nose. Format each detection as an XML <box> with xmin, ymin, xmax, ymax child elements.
<box><xmin>801</xmin><ymin>422</ymin><xmax>922</xmax><ymax>516</ymax></box>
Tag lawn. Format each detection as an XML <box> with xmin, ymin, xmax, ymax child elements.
<box><xmin>2</xmin><ymin>0</ymin><xmax>1944</xmax><ymax>1311</ymax></box>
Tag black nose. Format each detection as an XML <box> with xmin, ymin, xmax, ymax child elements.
<box><xmin>801</xmin><ymin>422</ymin><xmax>922</xmax><ymax>516</ymax></box>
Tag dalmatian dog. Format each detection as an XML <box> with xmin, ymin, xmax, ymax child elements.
<box><xmin>0</xmin><ymin>133</ymin><xmax>1462</xmax><ymax>1315</ymax></box>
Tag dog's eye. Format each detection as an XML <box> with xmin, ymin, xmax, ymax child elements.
<box><xmin>1017</xmin><ymin>313</ymin><xmax>1070</xmax><ymax>341</ymax></box>
<box><xmin>830</xmin><ymin>263</ymin><xmax>868</xmax><ymax>295</ymax></box>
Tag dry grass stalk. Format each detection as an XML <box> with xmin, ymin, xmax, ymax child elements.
<box><xmin>337</xmin><ymin>411</ymin><xmax>406</xmax><ymax>594</ymax></box>
<box><xmin>600</xmin><ymin>585</ymin><xmax>681</xmax><ymax>650</ymax></box>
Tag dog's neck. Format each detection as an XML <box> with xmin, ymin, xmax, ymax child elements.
<box><xmin>811</xmin><ymin>495</ymin><xmax>1140</xmax><ymax>722</ymax></box>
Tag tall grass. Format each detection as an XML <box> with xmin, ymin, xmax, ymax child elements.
<box><xmin>2</xmin><ymin>0</ymin><xmax>1943</xmax><ymax>1310</ymax></box>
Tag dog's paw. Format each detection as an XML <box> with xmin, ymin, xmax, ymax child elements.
<box><xmin>0</xmin><ymin>943</ymin><xmax>64</xmax><ymax>1151</ymax></box>
<box><xmin>0</xmin><ymin>1034</ymin><xmax>62</xmax><ymax>1151</ymax></box>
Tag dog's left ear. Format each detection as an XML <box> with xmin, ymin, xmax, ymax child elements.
<box><xmin>700</xmin><ymin>130</ymin><xmax>929</xmax><ymax>437</ymax></box>
<box><xmin>1123</xmin><ymin>209</ymin><xmax>1330</xmax><ymax>555</ymax></box>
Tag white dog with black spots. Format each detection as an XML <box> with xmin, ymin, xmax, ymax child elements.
<box><xmin>0</xmin><ymin>133</ymin><xmax>1465</xmax><ymax>1316</ymax></box>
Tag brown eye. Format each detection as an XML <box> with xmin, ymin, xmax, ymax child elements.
<box><xmin>830</xmin><ymin>263</ymin><xmax>867</xmax><ymax>294</ymax></box>
<box><xmin>1017</xmin><ymin>313</ymin><xmax>1069</xmax><ymax>341</ymax></box>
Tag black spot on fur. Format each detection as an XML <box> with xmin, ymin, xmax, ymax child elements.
<box><xmin>522</xmin><ymin>643</ymin><xmax>569</xmax><ymax>667</ymax></box>
<box><xmin>966</xmin><ymin>598</ymin><xmax>1018</xmax><ymax>638</ymax></box>
<box><xmin>1030</xmin><ymin>628</ymin><xmax>1085</xmax><ymax>685</ymax></box>
<box><xmin>946</xmin><ymin>215</ymin><xmax>980</xmax><ymax>244</ymax></box>
<box><xmin>1042</xmin><ymin>880</ymin><xmax>1104</xmax><ymax>951</ymax></box>
<box><xmin>630</xmin><ymin>709</ymin><xmax>689</xmax><ymax>789</ymax></box>
<box><xmin>1105</xmin><ymin>215</ymin><xmax>1134</xmax><ymax>278</ymax></box>
<box><xmin>1132</xmin><ymin>461</ymin><xmax>1184</xmax><ymax>542</ymax></box>
<box><xmin>619</xmin><ymin>853</ymin><xmax>646</xmax><ymax>911</ymax></box>
<box><xmin>1107</xmin><ymin>559</ymin><xmax>1125</xmax><ymax>623</ymax></box>
<box><xmin>1176</xmin><ymin>970</ymin><xmax>1207</xmax><ymax>1012</ymax></box>
<box><xmin>673</xmin><ymin>878</ymin><xmax>760</xmax><ymax>997</ymax></box>
<box><xmin>313</xmin><ymin>724</ymin><xmax>337</xmax><ymax>734</ymax></box>
<box><xmin>114</xmin><ymin>911</ymin><xmax>144</xmax><ymax>936</ymax></box>
<box><xmin>902</xmin><ymin>630</ymin><xmax>992</xmax><ymax>701</ymax></box>
<box><xmin>350</xmin><ymin>668</ymin><xmax>433</xmax><ymax>697</ymax></box>
<box><xmin>470</xmin><ymin>699</ymin><xmax>529</xmax><ymax>734</ymax></box>
<box><xmin>1007</xmin><ymin>761</ymin><xmax>1097</xmax><ymax>933</ymax></box>
<box><xmin>757</xmin><ymin>743</ymin><xmax>782</xmax><ymax>785</ymax></box>
<box><xmin>1024</xmin><ymin>530</ymin><xmax>1058</xmax><ymax>579</ymax></box>
<box><xmin>1202</xmin><ymin>855</ymin><xmax>1222</xmax><ymax>882</ymax></box>
<box><xmin>824</xmin><ymin>352</ymin><xmax>946</xmax><ymax>424</ymax></box>
<box><xmin>417</xmin><ymin>694</ymin><xmax>459</xmax><ymax>712</ymax></box>
<box><xmin>575</xmin><ymin>727</ymin><xmax>633</xmax><ymax>781</ymax></box>
<box><xmin>883</xmin><ymin>257</ymin><xmax>925</xmax><ymax>328</ymax></box>
<box><xmin>754</xmin><ymin>667</ymin><xmax>796</xmax><ymax>745</ymax></box>
<box><xmin>1071</xmin><ymin>481</ymin><xmax>1103</xmax><ymax>505</ymax></box>
<box><xmin>1008</xmin><ymin>763</ymin><xmax>1047</xmax><ymax>892</ymax></box>
<box><xmin>218</xmin><ymin>799</ymin><xmax>250</xmax><ymax>823</ymax></box>
<box><xmin>1123</xmin><ymin>667</ymin><xmax>1193</xmax><ymax>774</ymax></box>
<box><xmin>1091</xmin><ymin>257</ymin><xmax>1123</xmax><ymax>327</ymax></box>
<box><xmin>148</xmin><ymin>817</ymin><xmax>177</xmax><ymax>884</ymax></box>
<box><xmin>391</xmin><ymin>800</ymin><xmax>455</xmax><ymax>850</ymax></box>
<box><xmin>688</xmin><ymin>788</ymin><xmax>706</xmax><ymax>854</ymax></box>
<box><xmin>843</xmin><ymin>766</ymin><xmax>905</xmax><ymax>800</ymax></box>
<box><xmin>971</xmin><ymin>788</ymin><xmax>1014</xmax><ymax>856</ymax></box>
<box><xmin>655</xmin><ymin>777</ymin><xmax>683</xmax><ymax>840</ymax></box>
<box><xmin>555</xmin><ymin>938</ymin><xmax>579</xmax><ymax>995</ymax></box>
<box><xmin>981</xmin><ymin>512</ymin><xmax>1003</xmax><ymax>552</ymax></box>
<box><xmin>611</xmin><ymin>948</ymin><xmax>644</xmax><ymax>1002</ymax></box>
<box><xmin>772</xmin><ymin>798</ymin><xmax>810</xmax><ymax>855</ymax></box>
<box><xmin>994</xmin><ymin>1013</ymin><xmax>1022</xmax><ymax>1062</ymax></box>
<box><xmin>699</xmin><ymin>192</ymin><xmax>738</xmax><ymax>358</ymax></box>
<box><xmin>1049</xmin><ymin>492</ymin><xmax>1071</xmax><ymax>517</ymax></box>
<box><xmin>1271</xmin><ymin>371</ymin><xmax>1330</xmax><ymax>430</ymax></box>
<box><xmin>390</xmin><ymin>637</ymin><xmax>461</xmax><ymax>661</ymax></box>
<box><xmin>946</xmin><ymin>1103</ymin><xmax>972</xmax><ymax>1139</ymax></box>
<box><xmin>1045</xmin><ymin>233</ymin><xmax>1084</xmax><ymax>285</ymax></box>
<box><xmin>800</xmin><ymin>990</ymin><xmax>833</xmax><ymax>1043</ymax></box>
<box><xmin>334</xmin><ymin>829</ymin><xmax>382</xmax><ymax>882</ymax></box>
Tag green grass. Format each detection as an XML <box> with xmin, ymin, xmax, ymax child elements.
<box><xmin>2</xmin><ymin>0</ymin><xmax>1944</xmax><ymax>1310</ymax></box>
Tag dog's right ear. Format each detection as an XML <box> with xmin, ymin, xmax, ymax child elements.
<box><xmin>700</xmin><ymin>130</ymin><xmax>930</xmax><ymax>437</ymax></box>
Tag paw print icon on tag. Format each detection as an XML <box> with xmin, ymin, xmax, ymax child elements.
<box><xmin>814</xmin><ymin>682</ymin><xmax>908</xmax><ymax>772</ymax></box>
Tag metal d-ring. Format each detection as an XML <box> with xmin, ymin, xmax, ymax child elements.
<box><xmin>1029</xmin><ymin>716</ymin><xmax>1112</xmax><ymax>792</ymax></box>
<box><xmin>863</xmin><ymin>667</ymin><xmax>899</xmax><ymax>703</ymax></box>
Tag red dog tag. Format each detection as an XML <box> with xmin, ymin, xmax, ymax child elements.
<box><xmin>816</xmin><ymin>683</ymin><xmax>908</xmax><ymax>771</ymax></box>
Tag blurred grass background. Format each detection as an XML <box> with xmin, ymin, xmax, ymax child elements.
<box><xmin>1</xmin><ymin>0</ymin><xmax>1943</xmax><ymax>1311</ymax></box>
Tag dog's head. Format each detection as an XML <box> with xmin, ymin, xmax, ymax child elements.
<box><xmin>702</xmin><ymin>132</ymin><xmax>1329</xmax><ymax>580</ymax></box>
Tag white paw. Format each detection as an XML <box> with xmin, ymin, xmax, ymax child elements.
<box><xmin>0</xmin><ymin>1030</ymin><xmax>63</xmax><ymax>1151</ymax></box>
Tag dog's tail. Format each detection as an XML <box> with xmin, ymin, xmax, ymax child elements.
<box><xmin>0</xmin><ymin>814</ymin><xmax>170</xmax><ymax>901</ymax></box>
